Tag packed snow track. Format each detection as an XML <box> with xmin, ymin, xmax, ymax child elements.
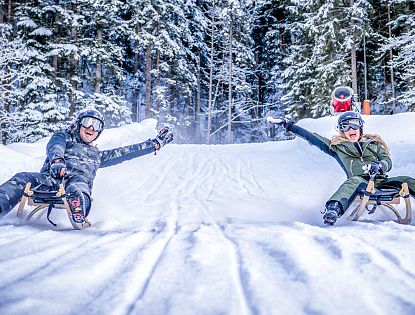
<box><xmin>1</xmin><ymin>115</ymin><xmax>415</xmax><ymax>315</ymax></box>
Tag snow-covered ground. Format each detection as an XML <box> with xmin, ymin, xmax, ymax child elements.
<box><xmin>1</xmin><ymin>114</ymin><xmax>415</xmax><ymax>315</ymax></box>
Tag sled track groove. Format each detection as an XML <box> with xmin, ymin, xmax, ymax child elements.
<box><xmin>121</xmin><ymin>204</ymin><xmax>179</xmax><ymax>315</ymax></box>
<box><xmin>219</xmin><ymin>224</ymin><xmax>260</xmax><ymax>315</ymax></box>
<box><xmin>348</xmin><ymin>232</ymin><xmax>415</xmax><ymax>282</ymax></box>
<box><xmin>0</xmin><ymin>228</ymin><xmax>157</xmax><ymax>297</ymax></box>
<box><xmin>79</xmin><ymin>221</ymin><xmax>175</xmax><ymax>315</ymax></box>
<box><xmin>0</xmin><ymin>236</ymin><xmax>93</xmax><ymax>293</ymax></box>
<box><xmin>197</xmin><ymin>200</ymin><xmax>255</xmax><ymax>315</ymax></box>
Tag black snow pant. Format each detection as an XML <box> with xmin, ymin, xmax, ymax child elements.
<box><xmin>327</xmin><ymin>175</ymin><xmax>415</xmax><ymax>215</ymax></box>
<box><xmin>0</xmin><ymin>172</ymin><xmax>91</xmax><ymax>217</ymax></box>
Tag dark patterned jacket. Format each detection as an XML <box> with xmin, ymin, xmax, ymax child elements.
<box><xmin>40</xmin><ymin>125</ymin><xmax>156</xmax><ymax>195</ymax></box>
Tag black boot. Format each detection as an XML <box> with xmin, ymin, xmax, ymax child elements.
<box><xmin>323</xmin><ymin>201</ymin><xmax>343</xmax><ymax>225</ymax></box>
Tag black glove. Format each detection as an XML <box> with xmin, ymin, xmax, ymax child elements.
<box><xmin>266</xmin><ymin>116</ymin><xmax>293</xmax><ymax>130</ymax></box>
<box><xmin>368</xmin><ymin>160</ymin><xmax>384</xmax><ymax>176</ymax></box>
<box><xmin>50</xmin><ymin>158</ymin><xmax>66</xmax><ymax>179</ymax></box>
<box><xmin>152</xmin><ymin>127</ymin><xmax>173</xmax><ymax>150</ymax></box>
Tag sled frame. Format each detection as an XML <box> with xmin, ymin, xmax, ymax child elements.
<box><xmin>348</xmin><ymin>180</ymin><xmax>412</xmax><ymax>224</ymax></box>
<box><xmin>17</xmin><ymin>182</ymin><xmax>91</xmax><ymax>230</ymax></box>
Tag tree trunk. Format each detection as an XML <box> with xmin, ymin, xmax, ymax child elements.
<box><xmin>350</xmin><ymin>0</ymin><xmax>358</xmax><ymax>98</ymax></box>
<box><xmin>1</xmin><ymin>0</ymin><xmax>13</xmax><ymax>144</ymax></box>
<box><xmin>206</xmin><ymin>4</ymin><xmax>215</xmax><ymax>145</ymax></box>
<box><xmin>69</xmin><ymin>2</ymin><xmax>78</xmax><ymax>118</ymax></box>
<box><xmin>387</xmin><ymin>2</ymin><xmax>396</xmax><ymax>113</ymax></box>
<box><xmin>226</xmin><ymin>18</ymin><xmax>233</xmax><ymax>144</ymax></box>
<box><xmin>195</xmin><ymin>53</ymin><xmax>201</xmax><ymax>143</ymax></box>
<box><xmin>383</xmin><ymin>59</ymin><xmax>388</xmax><ymax>114</ymax></box>
<box><xmin>404</xmin><ymin>2</ymin><xmax>414</xmax><ymax>90</ymax></box>
<box><xmin>145</xmin><ymin>44</ymin><xmax>152</xmax><ymax>118</ymax></box>
<box><xmin>7</xmin><ymin>0</ymin><xmax>12</xmax><ymax>23</ymax></box>
<box><xmin>95</xmin><ymin>23</ymin><xmax>103</xmax><ymax>94</ymax></box>
<box><xmin>53</xmin><ymin>12</ymin><xmax>59</xmax><ymax>78</ymax></box>
<box><xmin>155</xmin><ymin>20</ymin><xmax>161</xmax><ymax>112</ymax></box>
<box><xmin>0</xmin><ymin>2</ymin><xmax>4</xmax><ymax>23</ymax></box>
<box><xmin>132</xmin><ymin>39</ymin><xmax>140</xmax><ymax>122</ymax></box>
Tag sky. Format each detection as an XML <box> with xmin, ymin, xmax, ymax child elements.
<box><xmin>1</xmin><ymin>113</ymin><xmax>415</xmax><ymax>315</ymax></box>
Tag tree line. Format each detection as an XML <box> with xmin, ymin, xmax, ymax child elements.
<box><xmin>0</xmin><ymin>0</ymin><xmax>414</xmax><ymax>145</ymax></box>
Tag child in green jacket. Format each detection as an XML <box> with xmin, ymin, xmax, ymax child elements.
<box><xmin>271</xmin><ymin>111</ymin><xmax>415</xmax><ymax>225</ymax></box>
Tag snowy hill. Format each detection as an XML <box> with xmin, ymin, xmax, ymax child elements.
<box><xmin>1</xmin><ymin>114</ymin><xmax>415</xmax><ymax>315</ymax></box>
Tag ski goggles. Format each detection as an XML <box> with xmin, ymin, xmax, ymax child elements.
<box><xmin>339</xmin><ymin>122</ymin><xmax>361</xmax><ymax>132</ymax></box>
<box><xmin>80</xmin><ymin>117</ymin><xmax>104</xmax><ymax>132</ymax></box>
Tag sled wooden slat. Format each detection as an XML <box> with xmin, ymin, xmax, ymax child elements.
<box><xmin>348</xmin><ymin>180</ymin><xmax>412</xmax><ymax>225</ymax></box>
<box><xmin>16</xmin><ymin>182</ymin><xmax>91</xmax><ymax>230</ymax></box>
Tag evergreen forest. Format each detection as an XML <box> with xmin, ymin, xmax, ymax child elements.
<box><xmin>0</xmin><ymin>0</ymin><xmax>414</xmax><ymax>144</ymax></box>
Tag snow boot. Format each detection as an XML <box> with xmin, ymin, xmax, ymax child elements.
<box><xmin>323</xmin><ymin>201</ymin><xmax>343</xmax><ymax>225</ymax></box>
<box><xmin>66</xmin><ymin>192</ymin><xmax>86</xmax><ymax>225</ymax></box>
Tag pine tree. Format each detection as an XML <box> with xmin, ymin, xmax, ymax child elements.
<box><xmin>387</xmin><ymin>0</ymin><xmax>415</xmax><ymax>111</ymax></box>
<box><xmin>279</xmin><ymin>1</ymin><xmax>316</xmax><ymax>119</ymax></box>
<box><xmin>13</xmin><ymin>1</ymin><xmax>68</xmax><ymax>142</ymax></box>
<box><xmin>74</xmin><ymin>0</ymin><xmax>131</xmax><ymax>126</ymax></box>
<box><xmin>281</xmin><ymin>0</ymin><xmax>372</xmax><ymax>118</ymax></box>
<box><xmin>254</xmin><ymin>0</ymin><xmax>286</xmax><ymax>116</ymax></box>
<box><xmin>205</xmin><ymin>0</ymin><xmax>256</xmax><ymax>143</ymax></box>
<box><xmin>0</xmin><ymin>24</ymin><xmax>31</xmax><ymax>144</ymax></box>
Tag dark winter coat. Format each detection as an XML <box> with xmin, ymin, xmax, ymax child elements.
<box><xmin>287</xmin><ymin>124</ymin><xmax>392</xmax><ymax>178</ymax></box>
<box><xmin>39</xmin><ymin>125</ymin><xmax>157</xmax><ymax>196</ymax></box>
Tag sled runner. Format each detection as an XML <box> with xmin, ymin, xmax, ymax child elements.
<box><xmin>16</xmin><ymin>182</ymin><xmax>91</xmax><ymax>230</ymax></box>
<box><xmin>348</xmin><ymin>175</ymin><xmax>412</xmax><ymax>225</ymax></box>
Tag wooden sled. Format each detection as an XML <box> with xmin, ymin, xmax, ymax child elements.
<box><xmin>17</xmin><ymin>182</ymin><xmax>91</xmax><ymax>230</ymax></box>
<box><xmin>348</xmin><ymin>179</ymin><xmax>412</xmax><ymax>225</ymax></box>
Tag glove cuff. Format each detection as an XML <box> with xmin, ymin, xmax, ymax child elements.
<box><xmin>284</xmin><ymin>120</ymin><xmax>294</xmax><ymax>131</ymax></box>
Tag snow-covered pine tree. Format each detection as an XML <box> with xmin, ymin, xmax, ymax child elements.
<box><xmin>279</xmin><ymin>1</ymin><xmax>317</xmax><ymax>119</ymax></box>
<box><xmin>205</xmin><ymin>0</ymin><xmax>256</xmax><ymax>144</ymax></box>
<box><xmin>0</xmin><ymin>24</ymin><xmax>31</xmax><ymax>144</ymax></box>
<box><xmin>254</xmin><ymin>0</ymin><xmax>282</xmax><ymax>109</ymax></box>
<box><xmin>125</xmin><ymin>0</ymin><xmax>200</xmax><ymax>139</ymax></box>
<box><xmin>187</xmin><ymin>0</ymin><xmax>210</xmax><ymax>143</ymax></box>
<box><xmin>223</xmin><ymin>0</ymin><xmax>256</xmax><ymax>143</ymax></box>
<box><xmin>152</xmin><ymin>0</ymin><xmax>197</xmax><ymax>136</ymax></box>
<box><xmin>252</xmin><ymin>0</ymin><xmax>286</xmax><ymax>141</ymax></box>
<box><xmin>281</xmin><ymin>0</ymin><xmax>371</xmax><ymax>118</ymax></box>
<box><xmin>13</xmin><ymin>1</ymin><xmax>68</xmax><ymax>142</ymax></box>
<box><xmin>382</xmin><ymin>0</ymin><xmax>415</xmax><ymax>111</ymax></box>
<box><xmin>74</xmin><ymin>0</ymin><xmax>131</xmax><ymax>127</ymax></box>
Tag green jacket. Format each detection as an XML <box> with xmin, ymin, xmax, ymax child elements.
<box><xmin>288</xmin><ymin>124</ymin><xmax>392</xmax><ymax>178</ymax></box>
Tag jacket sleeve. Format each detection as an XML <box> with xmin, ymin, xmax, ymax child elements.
<box><xmin>46</xmin><ymin>131</ymin><xmax>69</xmax><ymax>164</ymax></box>
<box><xmin>99</xmin><ymin>139</ymin><xmax>157</xmax><ymax>168</ymax></box>
<box><xmin>287</xmin><ymin>124</ymin><xmax>335</xmax><ymax>157</ymax></box>
<box><xmin>377</xmin><ymin>143</ymin><xmax>393</xmax><ymax>172</ymax></box>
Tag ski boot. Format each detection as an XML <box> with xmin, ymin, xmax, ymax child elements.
<box><xmin>322</xmin><ymin>201</ymin><xmax>343</xmax><ymax>225</ymax></box>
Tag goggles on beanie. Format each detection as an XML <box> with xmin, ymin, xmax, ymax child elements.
<box><xmin>80</xmin><ymin>117</ymin><xmax>104</xmax><ymax>132</ymax></box>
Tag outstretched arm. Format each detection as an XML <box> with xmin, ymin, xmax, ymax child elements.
<box><xmin>99</xmin><ymin>139</ymin><xmax>157</xmax><ymax>168</ymax></box>
<box><xmin>99</xmin><ymin>127</ymin><xmax>173</xmax><ymax>168</ymax></box>
<box><xmin>267</xmin><ymin>117</ymin><xmax>334</xmax><ymax>157</ymax></box>
<box><xmin>267</xmin><ymin>117</ymin><xmax>350</xmax><ymax>176</ymax></box>
<box><xmin>287</xmin><ymin>124</ymin><xmax>335</xmax><ymax>157</ymax></box>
